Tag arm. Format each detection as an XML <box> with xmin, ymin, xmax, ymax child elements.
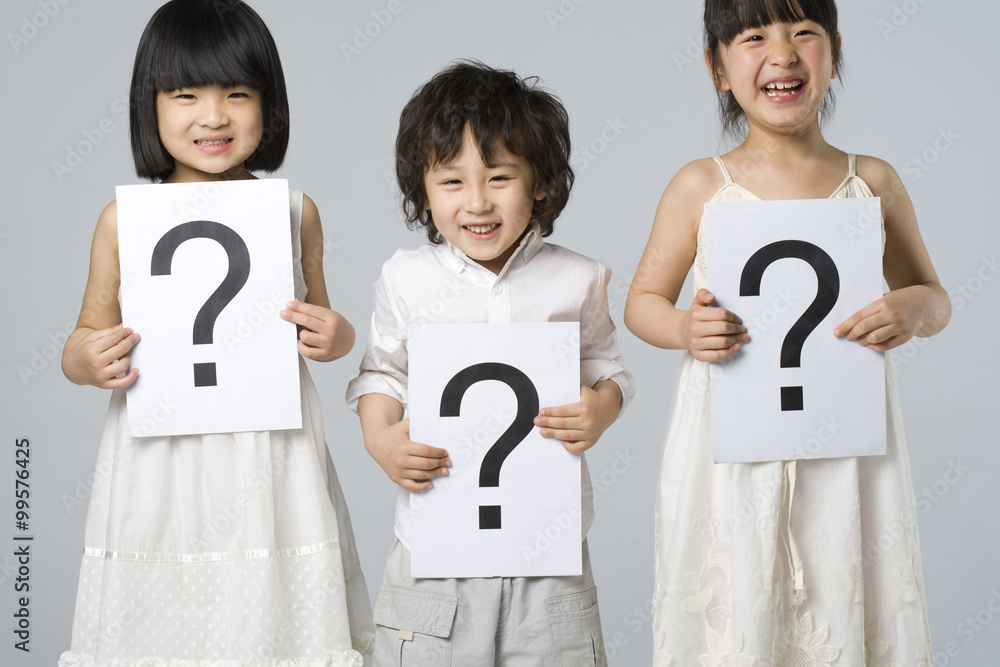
<box><xmin>535</xmin><ymin>260</ymin><xmax>631</xmax><ymax>453</ymax></box>
<box><xmin>280</xmin><ymin>194</ymin><xmax>355</xmax><ymax>361</ymax></box>
<box><xmin>624</xmin><ymin>159</ymin><xmax>748</xmax><ymax>361</ymax></box>
<box><xmin>61</xmin><ymin>201</ymin><xmax>141</xmax><ymax>388</ymax></box>
<box><xmin>834</xmin><ymin>157</ymin><xmax>951</xmax><ymax>350</ymax></box>
<box><xmin>358</xmin><ymin>392</ymin><xmax>451</xmax><ymax>492</ymax></box>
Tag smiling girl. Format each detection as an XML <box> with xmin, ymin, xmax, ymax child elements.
<box><xmin>59</xmin><ymin>1</ymin><xmax>372</xmax><ymax>664</ymax></box>
<box><xmin>625</xmin><ymin>0</ymin><xmax>949</xmax><ymax>663</ymax></box>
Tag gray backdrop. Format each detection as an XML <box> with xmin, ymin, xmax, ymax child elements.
<box><xmin>2</xmin><ymin>1</ymin><xmax>997</xmax><ymax>665</ymax></box>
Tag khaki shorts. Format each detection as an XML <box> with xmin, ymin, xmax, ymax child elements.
<box><xmin>372</xmin><ymin>539</ymin><xmax>606</xmax><ymax>666</ymax></box>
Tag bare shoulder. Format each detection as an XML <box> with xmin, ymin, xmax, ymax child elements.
<box><xmin>97</xmin><ymin>199</ymin><xmax>118</xmax><ymax>231</ymax></box>
<box><xmin>301</xmin><ymin>192</ymin><xmax>321</xmax><ymax>226</ymax></box>
<box><xmin>854</xmin><ymin>154</ymin><xmax>904</xmax><ymax>196</ymax></box>
<box><xmin>665</xmin><ymin>157</ymin><xmax>726</xmax><ymax>201</ymax></box>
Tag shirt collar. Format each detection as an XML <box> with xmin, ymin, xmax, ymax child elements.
<box><xmin>438</xmin><ymin>223</ymin><xmax>544</xmax><ymax>274</ymax></box>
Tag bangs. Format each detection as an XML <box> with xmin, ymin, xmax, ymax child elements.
<box><xmin>147</xmin><ymin>10</ymin><xmax>270</xmax><ymax>93</ymax></box>
<box><xmin>708</xmin><ymin>0</ymin><xmax>837</xmax><ymax>45</ymax></box>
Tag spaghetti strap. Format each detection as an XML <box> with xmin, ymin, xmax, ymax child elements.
<box><xmin>712</xmin><ymin>156</ymin><xmax>734</xmax><ymax>185</ymax></box>
<box><xmin>847</xmin><ymin>153</ymin><xmax>857</xmax><ymax>177</ymax></box>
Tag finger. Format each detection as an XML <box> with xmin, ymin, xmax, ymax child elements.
<box><xmin>296</xmin><ymin>339</ymin><xmax>327</xmax><ymax>360</ymax></box>
<box><xmin>282</xmin><ymin>306</ymin><xmax>325</xmax><ymax>331</ymax></box>
<box><xmin>403</xmin><ymin>454</ymin><xmax>452</xmax><ymax>472</ymax></box>
<box><xmin>101</xmin><ymin>331</ymin><xmax>140</xmax><ymax>362</ymax></box>
<box><xmin>103</xmin><ymin>366</ymin><xmax>139</xmax><ymax>389</ymax></box>
<box><xmin>693</xmin><ymin>342</ymin><xmax>742</xmax><ymax>362</ymax></box>
<box><xmin>537</xmin><ymin>403</ymin><xmax>580</xmax><ymax>419</ymax></box>
<box><xmin>408</xmin><ymin>443</ymin><xmax>450</xmax><ymax>460</ymax></box>
<box><xmin>834</xmin><ymin>303</ymin><xmax>877</xmax><ymax>338</ymax></box>
<box><xmin>399</xmin><ymin>478</ymin><xmax>434</xmax><ymax>492</ymax></box>
<box><xmin>297</xmin><ymin>328</ymin><xmax>331</xmax><ymax>349</ymax></box>
<box><xmin>695</xmin><ymin>288</ymin><xmax>716</xmax><ymax>306</ymax></box>
<box><xmin>561</xmin><ymin>440</ymin><xmax>593</xmax><ymax>454</ymax></box>
<box><xmin>692</xmin><ymin>334</ymin><xmax>747</xmax><ymax>352</ymax></box>
<box><xmin>540</xmin><ymin>427</ymin><xmax>587</xmax><ymax>442</ymax></box>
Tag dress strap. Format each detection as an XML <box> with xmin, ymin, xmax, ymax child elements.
<box><xmin>712</xmin><ymin>156</ymin><xmax>734</xmax><ymax>185</ymax></box>
<box><xmin>847</xmin><ymin>153</ymin><xmax>857</xmax><ymax>177</ymax></box>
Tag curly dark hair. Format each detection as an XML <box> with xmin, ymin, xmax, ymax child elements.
<box><xmin>395</xmin><ymin>60</ymin><xmax>574</xmax><ymax>243</ymax></box>
<box><xmin>704</xmin><ymin>0</ymin><xmax>842</xmax><ymax>143</ymax></box>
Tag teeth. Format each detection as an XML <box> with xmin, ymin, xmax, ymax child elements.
<box><xmin>197</xmin><ymin>139</ymin><xmax>230</xmax><ymax>146</ymax></box>
<box><xmin>466</xmin><ymin>223</ymin><xmax>498</xmax><ymax>233</ymax></box>
<box><xmin>765</xmin><ymin>81</ymin><xmax>802</xmax><ymax>90</ymax></box>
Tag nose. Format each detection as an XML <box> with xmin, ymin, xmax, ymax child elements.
<box><xmin>769</xmin><ymin>35</ymin><xmax>798</xmax><ymax>68</ymax></box>
<box><xmin>199</xmin><ymin>97</ymin><xmax>229</xmax><ymax>128</ymax></box>
<box><xmin>464</xmin><ymin>182</ymin><xmax>492</xmax><ymax>214</ymax></box>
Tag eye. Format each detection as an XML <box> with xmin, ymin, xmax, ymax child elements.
<box><xmin>490</xmin><ymin>175</ymin><xmax>511</xmax><ymax>183</ymax></box>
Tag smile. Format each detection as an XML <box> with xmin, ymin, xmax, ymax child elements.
<box><xmin>763</xmin><ymin>80</ymin><xmax>804</xmax><ymax>97</ymax></box>
<box><xmin>464</xmin><ymin>223</ymin><xmax>499</xmax><ymax>234</ymax></box>
<box><xmin>195</xmin><ymin>138</ymin><xmax>233</xmax><ymax>146</ymax></box>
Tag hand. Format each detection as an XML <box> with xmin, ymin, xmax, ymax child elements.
<box><xmin>534</xmin><ymin>381</ymin><xmax>622</xmax><ymax>454</ymax></box>
<box><xmin>280</xmin><ymin>300</ymin><xmax>352</xmax><ymax>361</ymax></box>
<box><xmin>365</xmin><ymin>419</ymin><xmax>452</xmax><ymax>492</ymax></box>
<box><xmin>62</xmin><ymin>324</ymin><xmax>140</xmax><ymax>389</ymax></box>
<box><xmin>686</xmin><ymin>288</ymin><xmax>749</xmax><ymax>362</ymax></box>
<box><xmin>834</xmin><ymin>286</ymin><xmax>939</xmax><ymax>352</ymax></box>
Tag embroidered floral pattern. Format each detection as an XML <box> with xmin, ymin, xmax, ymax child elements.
<box><xmin>774</xmin><ymin>612</ymin><xmax>840</xmax><ymax>667</ymax></box>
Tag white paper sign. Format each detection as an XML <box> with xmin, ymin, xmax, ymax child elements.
<box><xmin>409</xmin><ymin>323</ymin><xmax>581</xmax><ymax>578</ymax></box>
<box><xmin>706</xmin><ymin>198</ymin><xmax>885</xmax><ymax>462</ymax></box>
<box><xmin>117</xmin><ymin>179</ymin><xmax>300</xmax><ymax>437</ymax></box>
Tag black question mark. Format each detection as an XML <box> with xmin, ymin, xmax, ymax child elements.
<box><xmin>439</xmin><ymin>362</ymin><xmax>539</xmax><ymax>530</ymax></box>
<box><xmin>739</xmin><ymin>240</ymin><xmax>839</xmax><ymax>411</ymax></box>
<box><xmin>150</xmin><ymin>221</ymin><xmax>251</xmax><ymax>387</ymax></box>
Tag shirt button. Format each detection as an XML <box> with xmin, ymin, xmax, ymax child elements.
<box><xmin>494</xmin><ymin>285</ymin><xmax>504</xmax><ymax>295</ymax></box>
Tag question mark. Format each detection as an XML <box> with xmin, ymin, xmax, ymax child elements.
<box><xmin>439</xmin><ymin>362</ymin><xmax>539</xmax><ymax>530</ymax></box>
<box><xmin>739</xmin><ymin>240</ymin><xmax>839</xmax><ymax>411</ymax></box>
<box><xmin>150</xmin><ymin>220</ymin><xmax>251</xmax><ymax>387</ymax></box>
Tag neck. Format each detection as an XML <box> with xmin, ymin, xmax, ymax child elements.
<box><xmin>737</xmin><ymin>121</ymin><xmax>832</xmax><ymax>164</ymax></box>
<box><xmin>162</xmin><ymin>163</ymin><xmax>256</xmax><ymax>184</ymax></box>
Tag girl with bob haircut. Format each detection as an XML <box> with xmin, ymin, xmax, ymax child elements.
<box><xmin>626</xmin><ymin>0</ymin><xmax>947</xmax><ymax>663</ymax></box>
<box><xmin>59</xmin><ymin>1</ymin><xmax>372</xmax><ymax>664</ymax></box>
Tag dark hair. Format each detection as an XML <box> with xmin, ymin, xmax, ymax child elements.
<box><xmin>704</xmin><ymin>0</ymin><xmax>841</xmax><ymax>142</ymax></box>
<box><xmin>395</xmin><ymin>60</ymin><xmax>574</xmax><ymax>243</ymax></box>
<box><xmin>129</xmin><ymin>0</ymin><xmax>289</xmax><ymax>180</ymax></box>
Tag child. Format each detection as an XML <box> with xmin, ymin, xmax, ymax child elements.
<box><xmin>346</xmin><ymin>61</ymin><xmax>634</xmax><ymax>665</ymax></box>
<box><xmin>624</xmin><ymin>0</ymin><xmax>950</xmax><ymax>664</ymax></box>
<box><xmin>59</xmin><ymin>1</ymin><xmax>372</xmax><ymax>664</ymax></box>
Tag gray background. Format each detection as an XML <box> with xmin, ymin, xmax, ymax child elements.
<box><xmin>2</xmin><ymin>0</ymin><xmax>997</xmax><ymax>664</ymax></box>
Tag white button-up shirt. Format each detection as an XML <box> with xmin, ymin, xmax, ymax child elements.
<box><xmin>347</xmin><ymin>225</ymin><xmax>635</xmax><ymax>549</ymax></box>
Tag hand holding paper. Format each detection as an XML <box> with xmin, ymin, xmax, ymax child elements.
<box><xmin>358</xmin><ymin>393</ymin><xmax>452</xmax><ymax>492</ymax></box>
<box><xmin>535</xmin><ymin>380</ymin><xmax>622</xmax><ymax>453</ymax></box>
<box><xmin>834</xmin><ymin>285</ymin><xmax>943</xmax><ymax>351</ymax></box>
<box><xmin>63</xmin><ymin>324</ymin><xmax>142</xmax><ymax>389</ymax></box>
<box><xmin>280</xmin><ymin>299</ymin><xmax>354</xmax><ymax>362</ymax></box>
<box><xmin>685</xmin><ymin>288</ymin><xmax>750</xmax><ymax>362</ymax></box>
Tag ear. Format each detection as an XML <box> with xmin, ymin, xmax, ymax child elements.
<box><xmin>534</xmin><ymin>184</ymin><xmax>546</xmax><ymax>201</ymax></box>
<box><xmin>831</xmin><ymin>33</ymin><xmax>843</xmax><ymax>79</ymax></box>
<box><xmin>705</xmin><ymin>48</ymin><xmax>731</xmax><ymax>92</ymax></box>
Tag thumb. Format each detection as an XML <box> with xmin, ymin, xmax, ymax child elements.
<box><xmin>695</xmin><ymin>288</ymin><xmax>716</xmax><ymax>306</ymax></box>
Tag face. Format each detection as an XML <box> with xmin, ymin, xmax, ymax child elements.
<box><xmin>155</xmin><ymin>84</ymin><xmax>264</xmax><ymax>182</ymax></box>
<box><xmin>423</xmin><ymin>127</ymin><xmax>544</xmax><ymax>275</ymax></box>
<box><xmin>712</xmin><ymin>19</ymin><xmax>839</xmax><ymax>136</ymax></box>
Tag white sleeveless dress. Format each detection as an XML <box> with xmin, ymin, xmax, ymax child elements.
<box><xmin>60</xmin><ymin>189</ymin><xmax>374</xmax><ymax>666</ymax></box>
<box><xmin>652</xmin><ymin>156</ymin><xmax>934</xmax><ymax>666</ymax></box>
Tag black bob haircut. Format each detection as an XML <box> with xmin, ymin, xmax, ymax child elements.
<box><xmin>395</xmin><ymin>60</ymin><xmax>574</xmax><ymax>244</ymax></box>
<box><xmin>129</xmin><ymin>0</ymin><xmax>289</xmax><ymax>181</ymax></box>
<box><xmin>704</xmin><ymin>0</ymin><xmax>841</xmax><ymax>142</ymax></box>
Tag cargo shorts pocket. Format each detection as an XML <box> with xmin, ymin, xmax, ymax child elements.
<box><xmin>546</xmin><ymin>586</ymin><xmax>606</xmax><ymax>667</ymax></box>
<box><xmin>372</xmin><ymin>585</ymin><xmax>458</xmax><ymax>666</ymax></box>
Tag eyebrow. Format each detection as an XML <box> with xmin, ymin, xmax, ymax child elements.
<box><xmin>431</xmin><ymin>160</ymin><xmax>521</xmax><ymax>172</ymax></box>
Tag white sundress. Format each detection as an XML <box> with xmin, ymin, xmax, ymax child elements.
<box><xmin>59</xmin><ymin>189</ymin><xmax>374</xmax><ymax>666</ymax></box>
<box><xmin>652</xmin><ymin>155</ymin><xmax>934</xmax><ymax>666</ymax></box>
